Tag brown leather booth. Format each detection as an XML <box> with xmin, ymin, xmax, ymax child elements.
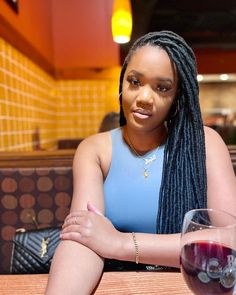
<box><xmin>0</xmin><ymin>150</ymin><xmax>74</xmax><ymax>274</ymax></box>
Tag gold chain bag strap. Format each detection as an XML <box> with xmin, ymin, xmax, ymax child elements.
<box><xmin>10</xmin><ymin>227</ymin><xmax>61</xmax><ymax>274</ymax></box>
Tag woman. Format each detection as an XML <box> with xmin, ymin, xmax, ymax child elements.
<box><xmin>46</xmin><ymin>31</ymin><xmax>236</xmax><ymax>294</ymax></box>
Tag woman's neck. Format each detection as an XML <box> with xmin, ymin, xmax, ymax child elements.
<box><xmin>122</xmin><ymin>125</ymin><xmax>167</xmax><ymax>155</ymax></box>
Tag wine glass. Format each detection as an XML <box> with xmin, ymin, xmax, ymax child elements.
<box><xmin>180</xmin><ymin>208</ymin><xmax>236</xmax><ymax>295</ymax></box>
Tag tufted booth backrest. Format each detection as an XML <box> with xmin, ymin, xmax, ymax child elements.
<box><xmin>0</xmin><ymin>150</ymin><xmax>74</xmax><ymax>274</ymax></box>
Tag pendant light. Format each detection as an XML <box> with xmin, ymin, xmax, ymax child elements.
<box><xmin>111</xmin><ymin>0</ymin><xmax>133</xmax><ymax>44</ymax></box>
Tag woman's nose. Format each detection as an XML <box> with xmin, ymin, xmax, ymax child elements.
<box><xmin>136</xmin><ymin>86</ymin><xmax>154</xmax><ymax>106</ymax></box>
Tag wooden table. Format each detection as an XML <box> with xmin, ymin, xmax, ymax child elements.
<box><xmin>0</xmin><ymin>272</ymin><xmax>193</xmax><ymax>294</ymax></box>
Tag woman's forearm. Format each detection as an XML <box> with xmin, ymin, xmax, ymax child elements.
<box><xmin>60</xmin><ymin>212</ymin><xmax>181</xmax><ymax>269</ymax></box>
<box><xmin>116</xmin><ymin>233</ymin><xmax>181</xmax><ymax>268</ymax></box>
<box><xmin>45</xmin><ymin>240</ymin><xmax>104</xmax><ymax>295</ymax></box>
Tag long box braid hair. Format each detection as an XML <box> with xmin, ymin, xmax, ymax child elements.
<box><xmin>118</xmin><ymin>31</ymin><xmax>207</xmax><ymax>234</ymax></box>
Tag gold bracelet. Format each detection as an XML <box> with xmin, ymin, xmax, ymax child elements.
<box><xmin>132</xmin><ymin>232</ymin><xmax>139</xmax><ymax>264</ymax></box>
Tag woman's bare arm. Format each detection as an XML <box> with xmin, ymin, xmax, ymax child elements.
<box><xmin>117</xmin><ymin>232</ymin><xmax>181</xmax><ymax>267</ymax></box>
<box><xmin>46</xmin><ymin>241</ymin><xmax>103</xmax><ymax>295</ymax></box>
<box><xmin>61</xmin><ymin>206</ymin><xmax>181</xmax><ymax>268</ymax></box>
<box><xmin>205</xmin><ymin>126</ymin><xmax>236</xmax><ymax>216</ymax></box>
<box><xmin>45</xmin><ymin>134</ymin><xmax>109</xmax><ymax>295</ymax></box>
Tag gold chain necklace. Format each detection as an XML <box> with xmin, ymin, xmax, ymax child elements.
<box><xmin>125</xmin><ymin>130</ymin><xmax>160</xmax><ymax>179</ymax></box>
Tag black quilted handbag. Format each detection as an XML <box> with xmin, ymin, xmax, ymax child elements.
<box><xmin>10</xmin><ymin>227</ymin><xmax>61</xmax><ymax>274</ymax></box>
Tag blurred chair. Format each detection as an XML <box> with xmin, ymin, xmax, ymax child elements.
<box><xmin>98</xmin><ymin>112</ymin><xmax>120</xmax><ymax>132</ymax></box>
<box><xmin>57</xmin><ymin>138</ymin><xmax>83</xmax><ymax>149</ymax></box>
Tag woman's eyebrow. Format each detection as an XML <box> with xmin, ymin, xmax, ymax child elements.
<box><xmin>127</xmin><ymin>70</ymin><xmax>143</xmax><ymax>77</ymax></box>
<box><xmin>155</xmin><ymin>77</ymin><xmax>174</xmax><ymax>84</ymax></box>
<box><xmin>127</xmin><ymin>70</ymin><xmax>174</xmax><ymax>84</ymax></box>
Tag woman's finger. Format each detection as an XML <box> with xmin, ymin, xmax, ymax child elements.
<box><xmin>62</xmin><ymin>215</ymin><xmax>81</xmax><ymax>228</ymax></box>
<box><xmin>61</xmin><ymin>224</ymin><xmax>81</xmax><ymax>233</ymax></box>
<box><xmin>60</xmin><ymin>230</ymin><xmax>82</xmax><ymax>241</ymax></box>
<box><xmin>87</xmin><ymin>201</ymin><xmax>103</xmax><ymax>216</ymax></box>
<box><xmin>64</xmin><ymin>211</ymin><xmax>85</xmax><ymax>220</ymax></box>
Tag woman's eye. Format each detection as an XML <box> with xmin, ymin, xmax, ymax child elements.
<box><xmin>127</xmin><ymin>77</ymin><xmax>140</xmax><ymax>86</ymax></box>
<box><xmin>156</xmin><ymin>85</ymin><xmax>170</xmax><ymax>93</ymax></box>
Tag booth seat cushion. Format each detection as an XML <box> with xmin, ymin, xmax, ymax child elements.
<box><xmin>0</xmin><ymin>166</ymin><xmax>73</xmax><ymax>274</ymax></box>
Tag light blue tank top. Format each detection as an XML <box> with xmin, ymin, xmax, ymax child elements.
<box><xmin>104</xmin><ymin>128</ymin><xmax>165</xmax><ymax>234</ymax></box>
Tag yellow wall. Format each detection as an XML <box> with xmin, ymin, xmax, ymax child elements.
<box><xmin>0</xmin><ymin>38</ymin><xmax>119</xmax><ymax>151</ymax></box>
<box><xmin>56</xmin><ymin>79</ymin><xmax>119</xmax><ymax>139</ymax></box>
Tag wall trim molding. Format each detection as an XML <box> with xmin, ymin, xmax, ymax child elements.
<box><xmin>0</xmin><ymin>14</ymin><xmax>54</xmax><ymax>76</ymax></box>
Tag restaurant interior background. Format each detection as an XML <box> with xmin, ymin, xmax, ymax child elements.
<box><xmin>1</xmin><ymin>0</ymin><xmax>236</xmax><ymax>152</ymax></box>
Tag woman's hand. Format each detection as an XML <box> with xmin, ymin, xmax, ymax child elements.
<box><xmin>60</xmin><ymin>202</ymin><xmax>124</xmax><ymax>260</ymax></box>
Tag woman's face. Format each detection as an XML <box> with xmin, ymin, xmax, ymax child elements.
<box><xmin>122</xmin><ymin>45</ymin><xmax>178</xmax><ymax>132</ymax></box>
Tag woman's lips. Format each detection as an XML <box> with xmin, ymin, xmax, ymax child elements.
<box><xmin>133</xmin><ymin>110</ymin><xmax>152</xmax><ymax>119</ymax></box>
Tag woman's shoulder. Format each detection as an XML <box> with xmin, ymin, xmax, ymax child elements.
<box><xmin>204</xmin><ymin>126</ymin><xmax>226</xmax><ymax>145</ymax></box>
<box><xmin>203</xmin><ymin>128</ymin><xmax>236</xmax><ymax>216</ymax></box>
<box><xmin>73</xmin><ymin>131</ymin><xmax>114</xmax><ymax>175</ymax></box>
<box><xmin>76</xmin><ymin>131</ymin><xmax>111</xmax><ymax>154</ymax></box>
<box><xmin>204</xmin><ymin>125</ymin><xmax>229</xmax><ymax>155</ymax></box>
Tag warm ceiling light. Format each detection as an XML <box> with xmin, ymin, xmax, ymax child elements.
<box><xmin>197</xmin><ymin>74</ymin><xmax>204</xmax><ymax>82</ymax></box>
<box><xmin>111</xmin><ymin>0</ymin><xmax>133</xmax><ymax>44</ymax></box>
<box><xmin>220</xmin><ymin>74</ymin><xmax>229</xmax><ymax>81</ymax></box>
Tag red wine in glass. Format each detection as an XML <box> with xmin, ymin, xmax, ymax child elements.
<box><xmin>181</xmin><ymin>240</ymin><xmax>236</xmax><ymax>295</ymax></box>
